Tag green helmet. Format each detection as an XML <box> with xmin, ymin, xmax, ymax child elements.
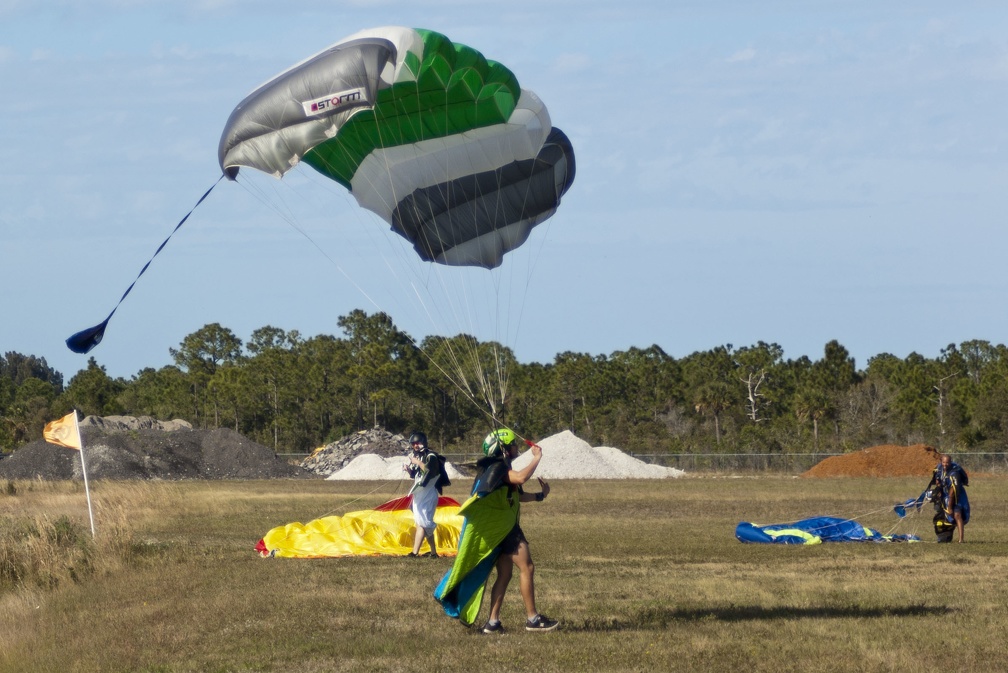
<box><xmin>483</xmin><ymin>428</ymin><xmax>517</xmax><ymax>457</ymax></box>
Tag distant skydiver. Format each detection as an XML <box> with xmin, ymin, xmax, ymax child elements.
<box><xmin>924</xmin><ymin>453</ymin><xmax>970</xmax><ymax>543</ymax></box>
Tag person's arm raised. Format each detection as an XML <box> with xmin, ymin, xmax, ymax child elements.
<box><xmin>507</xmin><ymin>441</ymin><xmax>543</xmax><ymax>486</ymax></box>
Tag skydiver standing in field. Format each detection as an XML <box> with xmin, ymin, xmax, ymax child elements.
<box><xmin>925</xmin><ymin>453</ymin><xmax>970</xmax><ymax>543</ymax></box>
<box><xmin>434</xmin><ymin>428</ymin><xmax>558</xmax><ymax>633</ymax></box>
<box><xmin>404</xmin><ymin>431</ymin><xmax>448</xmax><ymax>558</ymax></box>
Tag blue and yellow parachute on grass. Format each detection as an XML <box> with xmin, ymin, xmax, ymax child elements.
<box><xmin>735</xmin><ymin>516</ymin><xmax>919</xmax><ymax>545</ymax></box>
<box><xmin>256</xmin><ymin>495</ymin><xmax>463</xmax><ymax>558</ymax></box>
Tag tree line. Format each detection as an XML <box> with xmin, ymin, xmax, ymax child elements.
<box><xmin>3</xmin><ymin>309</ymin><xmax>1007</xmax><ymax>456</ymax></box>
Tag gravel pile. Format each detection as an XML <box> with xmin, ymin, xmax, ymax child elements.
<box><xmin>303</xmin><ymin>427</ymin><xmax>466</xmax><ymax>481</ymax></box>
<box><xmin>301</xmin><ymin>427</ymin><xmax>414</xmax><ymax>476</ymax></box>
<box><xmin>0</xmin><ymin>417</ymin><xmax>313</xmax><ymax>481</ymax></box>
<box><xmin>80</xmin><ymin>415</ymin><xmax>193</xmax><ymax>432</ymax></box>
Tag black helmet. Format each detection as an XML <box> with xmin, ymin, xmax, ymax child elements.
<box><xmin>409</xmin><ymin>432</ymin><xmax>428</xmax><ymax>449</ymax></box>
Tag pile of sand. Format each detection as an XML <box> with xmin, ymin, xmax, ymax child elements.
<box><xmin>512</xmin><ymin>430</ymin><xmax>683</xmax><ymax>479</ymax></box>
<box><xmin>327</xmin><ymin>454</ymin><xmax>465</xmax><ymax>481</ymax></box>
<box><xmin>802</xmin><ymin>444</ymin><xmax>941</xmax><ymax>478</ymax></box>
<box><xmin>325</xmin><ymin>430</ymin><xmax>684</xmax><ymax>480</ymax></box>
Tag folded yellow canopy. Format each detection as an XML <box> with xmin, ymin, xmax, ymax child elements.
<box><xmin>257</xmin><ymin>495</ymin><xmax>463</xmax><ymax>558</ymax></box>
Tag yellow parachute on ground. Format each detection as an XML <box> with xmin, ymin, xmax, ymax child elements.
<box><xmin>256</xmin><ymin>495</ymin><xmax>463</xmax><ymax>558</ymax></box>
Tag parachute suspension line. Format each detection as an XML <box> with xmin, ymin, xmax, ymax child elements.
<box><xmin>821</xmin><ymin>502</ymin><xmax>911</xmax><ymax>525</ymax></box>
<box><xmin>367</xmin><ymin>80</ymin><xmax>493</xmax><ymax>414</ymax></box>
<box><xmin>481</xmin><ymin>210</ymin><xmax>510</xmax><ymax>419</ymax></box>
<box><xmin>241</xmin><ymin>169</ymin><xmax>505</xmax><ymax>427</ymax></box>
<box><xmin>450</xmin><ymin>86</ymin><xmax>513</xmax><ymax>419</ymax></box>
<box><xmin>407</xmin><ymin>285</ymin><xmax>478</xmax><ymax>398</ymax></box>
<box><xmin>880</xmin><ymin>513</ymin><xmax>916</xmax><ymax>539</ymax></box>
<box><xmin>65</xmin><ymin>175</ymin><xmax>225</xmax><ymax>355</ymax></box>
<box><xmin>405</xmin><ymin>252</ymin><xmax>511</xmax><ymax>422</ymax></box>
<box><xmin>381</xmin><ymin>73</ymin><xmax>513</xmax><ymax>422</ymax></box>
<box><xmin>233</xmin><ymin>174</ymin><xmax>387</xmax><ymax>315</ymax></box>
<box><xmin>239</xmin><ymin>144</ymin><xmax>506</xmax><ymax>429</ymax></box>
<box><xmin>415</xmin><ymin>79</ymin><xmax>495</xmax><ymax>413</ymax></box>
<box><xmin>785</xmin><ymin>500</ymin><xmax>927</xmax><ymax>541</ymax></box>
<box><xmin>888</xmin><ymin>498</ymin><xmax>930</xmax><ymax>540</ymax></box>
<box><xmin>489</xmin><ymin>124</ymin><xmax>561</xmax><ymax>398</ymax></box>
<box><xmin>871</xmin><ymin>497</ymin><xmax>931</xmax><ymax>540</ymax></box>
<box><xmin>359</xmin><ymin>70</ymin><xmax>512</xmax><ymax>423</ymax></box>
<box><xmin>312</xmin><ymin>476</ymin><xmax>408</xmax><ymax>521</ymax></box>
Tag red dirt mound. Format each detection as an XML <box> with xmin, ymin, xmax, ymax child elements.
<box><xmin>803</xmin><ymin>444</ymin><xmax>941</xmax><ymax>478</ymax></box>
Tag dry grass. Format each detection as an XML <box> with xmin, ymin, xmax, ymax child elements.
<box><xmin>1</xmin><ymin>475</ymin><xmax>1006</xmax><ymax>673</ymax></box>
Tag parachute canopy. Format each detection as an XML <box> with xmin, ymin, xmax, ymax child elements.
<box><xmin>735</xmin><ymin>516</ymin><xmax>919</xmax><ymax>545</ymax></box>
<box><xmin>219</xmin><ymin>26</ymin><xmax>575</xmax><ymax>269</ymax></box>
<box><xmin>256</xmin><ymin>495</ymin><xmax>463</xmax><ymax>558</ymax></box>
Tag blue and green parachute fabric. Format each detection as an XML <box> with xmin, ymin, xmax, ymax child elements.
<box><xmin>434</xmin><ymin>464</ymin><xmax>519</xmax><ymax>625</ymax></box>
<box><xmin>735</xmin><ymin>516</ymin><xmax>919</xmax><ymax>545</ymax></box>
<box><xmin>218</xmin><ymin>26</ymin><xmax>576</xmax><ymax>270</ymax></box>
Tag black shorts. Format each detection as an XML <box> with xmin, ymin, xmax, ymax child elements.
<box><xmin>500</xmin><ymin>524</ymin><xmax>528</xmax><ymax>555</ymax></box>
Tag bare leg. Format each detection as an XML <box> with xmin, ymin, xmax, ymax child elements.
<box><xmin>412</xmin><ymin>525</ymin><xmax>425</xmax><ymax>554</ymax></box>
<box><xmin>425</xmin><ymin>528</ymin><xmax>438</xmax><ymax>556</ymax></box>
<box><xmin>511</xmin><ymin>541</ymin><xmax>538</xmax><ymax>619</ymax></box>
<box><xmin>487</xmin><ymin>553</ymin><xmax>514</xmax><ymax>622</ymax></box>
<box><xmin>954</xmin><ymin>511</ymin><xmax>965</xmax><ymax>543</ymax></box>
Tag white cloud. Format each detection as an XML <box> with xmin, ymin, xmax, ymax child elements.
<box><xmin>726</xmin><ymin>47</ymin><xmax>756</xmax><ymax>63</ymax></box>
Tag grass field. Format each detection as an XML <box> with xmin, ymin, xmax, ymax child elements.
<box><xmin>2</xmin><ymin>474</ymin><xmax>1005</xmax><ymax>673</ymax></box>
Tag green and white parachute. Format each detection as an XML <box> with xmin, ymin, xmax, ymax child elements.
<box><xmin>218</xmin><ymin>26</ymin><xmax>575</xmax><ymax>269</ymax></box>
<box><xmin>69</xmin><ymin>27</ymin><xmax>573</xmax><ymax>422</ymax></box>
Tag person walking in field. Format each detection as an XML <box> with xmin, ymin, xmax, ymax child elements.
<box><xmin>925</xmin><ymin>453</ymin><xmax>970</xmax><ymax>543</ymax></box>
<box><xmin>434</xmin><ymin>428</ymin><xmax>558</xmax><ymax>633</ymax></box>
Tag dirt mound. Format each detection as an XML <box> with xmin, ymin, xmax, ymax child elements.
<box><xmin>0</xmin><ymin>424</ymin><xmax>314</xmax><ymax>481</ymax></box>
<box><xmin>803</xmin><ymin>444</ymin><xmax>941</xmax><ymax>478</ymax></box>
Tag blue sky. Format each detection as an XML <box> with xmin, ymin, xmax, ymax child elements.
<box><xmin>3</xmin><ymin>1</ymin><xmax>1007</xmax><ymax>382</ymax></box>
